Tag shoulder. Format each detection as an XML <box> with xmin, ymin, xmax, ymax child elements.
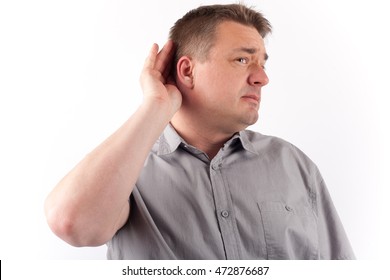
<box><xmin>241</xmin><ymin>129</ymin><xmax>299</xmax><ymax>155</ymax></box>
<box><xmin>242</xmin><ymin>129</ymin><xmax>319</xmax><ymax>175</ymax></box>
<box><xmin>242</xmin><ymin>129</ymin><xmax>292</xmax><ymax>148</ymax></box>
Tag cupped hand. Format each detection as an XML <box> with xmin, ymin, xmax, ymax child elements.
<box><xmin>140</xmin><ymin>40</ymin><xmax>183</xmax><ymax>118</ymax></box>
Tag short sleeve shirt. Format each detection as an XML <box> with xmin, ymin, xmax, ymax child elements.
<box><xmin>107</xmin><ymin>125</ymin><xmax>355</xmax><ymax>259</ymax></box>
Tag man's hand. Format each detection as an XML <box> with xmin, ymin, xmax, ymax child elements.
<box><xmin>140</xmin><ymin>40</ymin><xmax>182</xmax><ymax>118</ymax></box>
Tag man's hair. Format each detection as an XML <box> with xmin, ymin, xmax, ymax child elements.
<box><xmin>169</xmin><ymin>3</ymin><xmax>272</xmax><ymax>69</ymax></box>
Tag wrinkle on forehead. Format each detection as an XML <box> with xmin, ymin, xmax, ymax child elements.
<box><xmin>231</xmin><ymin>47</ymin><xmax>268</xmax><ymax>61</ymax></box>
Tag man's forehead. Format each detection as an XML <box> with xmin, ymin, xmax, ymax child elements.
<box><xmin>215</xmin><ymin>22</ymin><xmax>265</xmax><ymax>46</ymax></box>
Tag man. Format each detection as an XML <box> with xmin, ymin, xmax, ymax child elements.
<box><xmin>45</xmin><ymin>3</ymin><xmax>355</xmax><ymax>259</ymax></box>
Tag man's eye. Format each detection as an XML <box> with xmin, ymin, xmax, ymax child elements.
<box><xmin>237</xmin><ymin>58</ymin><xmax>248</xmax><ymax>64</ymax></box>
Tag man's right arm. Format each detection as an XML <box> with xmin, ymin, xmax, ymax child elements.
<box><xmin>44</xmin><ymin>40</ymin><xmax>182</xmax><ymax>247</ymax></box>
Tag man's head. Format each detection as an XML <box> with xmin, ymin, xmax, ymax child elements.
<box><xmin>170</xmin><ymin>4</ymin><xmax>272</xmax><ymax>134</ymax></box>
<box><xmin>169</xmin><ymin>4</ymin><xmax>271</xmax><ymax>71</ymax></box>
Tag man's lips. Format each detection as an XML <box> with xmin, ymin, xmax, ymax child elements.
<box><xmin>241</xmin><ymin>93</ymin><xmax>260</xmax><ymax>103</ymax></box>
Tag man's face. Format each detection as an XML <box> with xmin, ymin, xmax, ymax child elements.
<box><xmin>190</xmin><ymin>21</ymin><xmax>269</xmax><ymax>133</ymax></box>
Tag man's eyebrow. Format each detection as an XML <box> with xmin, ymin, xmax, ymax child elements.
<box><xmin>232</xmin><ymin>47</ymin><xmax>269</xmax><ymax>61</ymax></box>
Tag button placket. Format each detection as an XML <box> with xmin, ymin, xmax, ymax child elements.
<box><xmin>208</xmin><ymin>154</ymin><xmax>240</xmax><ymax>259</ymax></box>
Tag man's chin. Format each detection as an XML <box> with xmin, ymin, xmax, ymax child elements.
<box><xmin>236</xmin><ymin>114</ymin><xmax>259</xmax><ymax>131</ymax></box>
<box><xmin>246</xmin><ymin>112</ymin><xmax>259</xmax><ymax>125</ymax></box>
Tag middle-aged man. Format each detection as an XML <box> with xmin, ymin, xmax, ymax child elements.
<box><xmin>45</xmin><ymin>3</ymin><xmax>355</xmax><ymax>259</ymax></box>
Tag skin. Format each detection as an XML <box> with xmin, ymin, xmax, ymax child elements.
<box><xmin>44</xmin><ymin>20</ymin><xmax>269</xmax><ymax>246</ymax></box>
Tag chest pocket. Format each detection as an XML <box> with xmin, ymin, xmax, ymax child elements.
<box><xmin>258</xmin><ymin>201</ymin><xmax>319</xmax><ymax>259</ymax></box>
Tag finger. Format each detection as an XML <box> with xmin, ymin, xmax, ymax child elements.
<box><xmin>161</xmin><ymin>41</ymin><xmax>176</xmax><ymax>82</ymax></box>
<box><xmin>143</xmin><ymin>43</ymin><xmax>159</xmax><ymax>70</ymax></box>
<box><xmin>162</xmin><ymin>54</ymin><xmax>174</xmax><ymax>81</ymax></box>
<box><xmin>155</xmin><ymin>40</ymin><xmax>175</xmax><ymax>74</ymax></box>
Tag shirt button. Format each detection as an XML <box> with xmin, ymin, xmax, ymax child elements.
<box><xmin>212</xmin><ymin>163</ymin><xmax>222</xmax><ymax>170</ymax></box>
<box><xmin>285</xmin><ymin>205</ymin><xmax>293</xmax><ymax>212</ymax></box>
<box><xmin>221</xmin><ymin>210</ymin><xmax>229</xmax><ymax>218</ymax></box>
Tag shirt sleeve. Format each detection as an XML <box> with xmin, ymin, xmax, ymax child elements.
<box><xmin>313</xmin><ymin>169</ymin><xmax>356</xmax><ymax>259</ymax></box>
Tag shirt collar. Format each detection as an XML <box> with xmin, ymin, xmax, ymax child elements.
<box><xmin>157</xmin><ymin>124</ymin><xmax>182</xmax><ymax>156</ymax></box>
<box><xmin>157</xmin><ymin>124</ymin><xmax>258</xmax><ymax>156</ymax></box>
<box><xmin>238</xmin><ymin>130</ymin><xmax>259</xmax><ymax>155</ymax></box>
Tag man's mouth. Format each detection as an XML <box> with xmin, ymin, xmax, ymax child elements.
<box><xmin>241</xmin><ymin>94</ymin><xmax>260</xmax><ymax>103</ymax></box>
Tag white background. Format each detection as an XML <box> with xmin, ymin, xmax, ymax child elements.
<box><xmin>0</xmin><ymin>0</ymin><xmax>389</xmax><ymax>260</ymax></box>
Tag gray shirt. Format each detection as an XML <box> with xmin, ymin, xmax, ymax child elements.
<box><xmin>107</xmin><ymin>125</ymin><xmax>355</xmax><ymax>259</ymax></box>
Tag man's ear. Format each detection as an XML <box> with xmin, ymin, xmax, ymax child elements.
<box><xmin>176</xmin><ymin>56</ymin><xmax>194</xmax><ymax>89</ymax></box>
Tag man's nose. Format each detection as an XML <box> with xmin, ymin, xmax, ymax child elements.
<box><xmin>248</xmin><ymin>65</ymin><xmax>269</xmax><ymax>87</ymax></box>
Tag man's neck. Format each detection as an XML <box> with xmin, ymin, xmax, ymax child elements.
<box><xmin>170</xmin><ymin>114</ymin><xmax>236</xmax><ymax>160</ymax></box>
